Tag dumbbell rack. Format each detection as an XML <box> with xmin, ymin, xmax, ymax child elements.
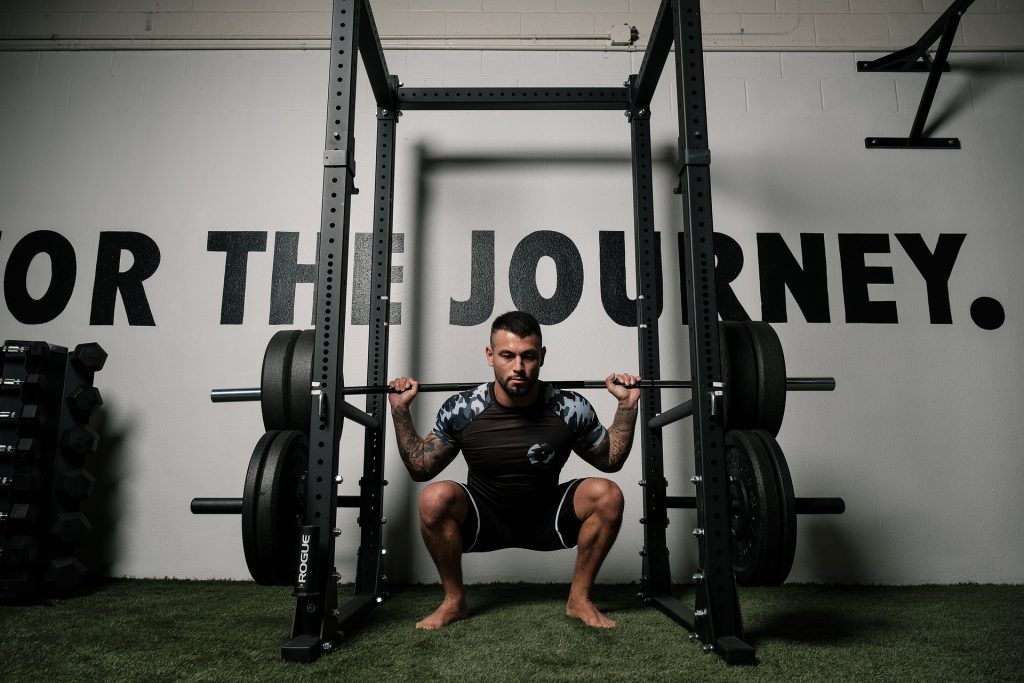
<box><xmin>258</xmin><ymin>0</ymin><xmax>759</xmax><ymax>665</ymax></box>
<box><xmin>0</xmin><ymin>341</ymin><xmax>105</xmax><ymax>603</ymax></box>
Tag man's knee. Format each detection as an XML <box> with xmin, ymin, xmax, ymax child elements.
<box><xmin>419</xmin><ymin>481</ymin><xmax>466</xmax><ymax>526</ymax></box>
<box><xmin>597</xmin><ymin>479</ymin><xmax>625</xmax><ymax>518</ymax></box>
<box><xmin>577</xmin><ymin>478</ymin><xmax>624</xmax><ymax>522</ymax></box>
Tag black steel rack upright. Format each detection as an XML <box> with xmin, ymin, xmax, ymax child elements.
<box><xmin>291</xmin><ymin>0</ymin><xmax>754</xmax><ymax>665</ymax></box>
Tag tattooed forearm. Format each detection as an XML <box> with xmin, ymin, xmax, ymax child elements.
<box><xmin>390</xmin><ymin>405</ymin><xmax>456</xmax><ymax>481</ymax></box>
<box><xmin>584</xmin><ymin>402</ymin><xmax>639</xmax><ymax>472</ymax></box>
<box><xmin>607</xmin><ymin>402</ymin><xmax>639</xmax><ymax>465</ymax></box>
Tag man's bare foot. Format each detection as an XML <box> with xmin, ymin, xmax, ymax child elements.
<box><xmin>566</xmin><ymin>594</ymin><xmax>616</xmax><ymax>628</ymax></box>
<box><xmin>415</xmin><ymin>595</ymin><xmax>468</xmax><ymax>630</ymax></box>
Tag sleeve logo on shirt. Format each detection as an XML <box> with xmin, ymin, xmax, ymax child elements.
<box><xmin>527</xmin><ymin>442</ymin><xmax>556</xmax><ymax>466</ymax></box>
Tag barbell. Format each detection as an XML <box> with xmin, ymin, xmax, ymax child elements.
<box><xmin>210</xmin><ymin>323</ymin><xmax>835</xmax><ymax>436</ymax></box>
<box><xmin>210</xmin><ymin>377</ymin><xmax>834</xmax><ymax>401</ymax></box>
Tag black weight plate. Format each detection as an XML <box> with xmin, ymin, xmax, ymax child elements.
<box><xmin>286</xmin><ymin>330</ymin><xmax>315</xmax><ymax>432</ymax></box>
<box><xmin>746</xmin><ymin>322</ymin><xmax>787</xmax><ymax>436</ymax></box>
<box><xmin>722</xmin><ymin>322</ymin><xmax>757</xmax><ymax>430</ymax></box>
<box><xmin>242</xmin><ymin>430</ymin><xmax>279</xmax><ymax>585</ymax></box>
<box><xmin>726</xmin><ymin>430</ymin><xmax>782</xmax><ymax>587</ymax></box>
<box><xmin>261</xmin><ymin>330</ymin><xmax>300</xmax><ymax>431</ymax></box>
<box><xmin>750</xmin><ymin>430</ymin><xmax>797</xmax><ymax>586</ymax></box>
<box><xmin>718</xmin><ymin>322</ymin><xmax>731</xmax><ymax>427</ymax></box>
<box><xmin>255</xmin><ymin>429</ymin><xmax>308</xmax><ymax>586</ymax></box>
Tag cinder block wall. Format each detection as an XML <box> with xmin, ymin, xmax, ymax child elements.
<box><xmin>1</xmin><ymin>0</ymin><xmax>1022</xmax><ymax>51</ymax></box>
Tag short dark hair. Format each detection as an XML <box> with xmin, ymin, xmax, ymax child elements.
<box><xmin>491</xmin><ymin>310</ymin><xmax>542</xmax><ymax>345</ymax></box>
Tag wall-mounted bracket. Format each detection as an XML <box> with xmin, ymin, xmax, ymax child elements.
<box><xmin>858</xmin><ymin>0</ymin><xmax>975</xmax><ymax>150</ymax></box>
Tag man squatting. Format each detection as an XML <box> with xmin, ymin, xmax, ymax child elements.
<box><xmin>387</xmin><ymin>311</ymin><xmax>640</xmax><ymax>629</ymax></box>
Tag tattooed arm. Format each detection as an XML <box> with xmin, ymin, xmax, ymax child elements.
<box><xmin>388</xmin><ymin>376</ymin><xmax>459</xmax><ymax>482</ymax></box>
<box><xmin>577</xmin><ymin>372</ymin><xmax>641</xmax><ymax>473</ymax></box>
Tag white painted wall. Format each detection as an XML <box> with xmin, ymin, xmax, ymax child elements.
<box><xmin>1</xmin><ymin>47</ymin><xmax>1022</xmax><ymax>585</ymax></box>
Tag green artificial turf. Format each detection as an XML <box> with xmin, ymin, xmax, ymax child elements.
<box><xmin>1</xmin><ymin>581</ymin><xmax>1022</xmax><ymax>682</ymax></box>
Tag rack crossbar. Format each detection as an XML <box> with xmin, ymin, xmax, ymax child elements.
<box><xmin>396</xmin><ymin>87</ymin><xmax>630</xmax><ymax>110</ymax></box>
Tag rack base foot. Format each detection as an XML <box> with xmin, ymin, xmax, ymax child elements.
<box><xmin>281</xmin><ymin>634</ymin><xmax>323</xmax><ymax>663</ymax></box>
<box><xmin>716</xmin><ymin>635</ymin><xmax>756</xmax><ymax>665</ymax></box>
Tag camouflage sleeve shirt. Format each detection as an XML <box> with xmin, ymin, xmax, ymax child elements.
<box><xmin>431</xmin><ymin>381</ymin><xmax>606</xmax><ymax>514</ymax></box>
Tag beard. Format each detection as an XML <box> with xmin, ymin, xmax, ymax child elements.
<box><xmin>498</xmin><ymin>374</ymin><xmax>536</xmax><ymax>397</ymax></box>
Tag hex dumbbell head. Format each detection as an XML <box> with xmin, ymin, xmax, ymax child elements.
<box><xmin>0</xmin><ymin>467</ymin><xmax>42</xmax><ymax>493</ymax></box>
<box><xmin>2</xmin><ymin>341</ymin><xmax>48</xmax><ymax>360</ymax></box>
<box><xmin>0</xmin><ymin>570</ymin><xmax>34</xmax><ymax>602</ymax></box>
<box><xmin>50</xmin><ymin>511</ymin><xmax>93</xmax><ymax>546</ymax></box>
<box><xmin>17</xmin><ymin>404</ymin><xmax>45</xmax><ymax>424</ymax></box>
<box><xmin>0</xmin><ymin>535</ymin><xmax>38</xmax><ymax>566</ymax></box>
<box><xmin>60</xmin><ymin>425</ymin><xmax>100</xmax><ymax>456</ymax></box>
<box><xmin>45</xmin><ymin>557</ymin><xmax>89</xmax><ymax>593</ymax></box>
<box><xmin>21</xmin><ymin>373</ymin><xmax>47</xmax><ymax>396</ymax></box>
<box><xmin>68</xmin><ymin>385</ymin><xmax>103</xmax><ymax>414</ymax></box>
<box><xmin>2</xmin><ymin>503</ymin><xmax>39</xmax><ymax>527</ymax></box>
<box><xmin>70</xmin><ymin>343</ymin><xmax>107</xmax><ymax>373</ymax></box>
<box><xmin>56</xmin><ymin>468</ymin><xmax>96</xmax><ymax>499</ymax></box>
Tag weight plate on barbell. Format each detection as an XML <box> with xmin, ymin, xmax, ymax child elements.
<box><xmin>261</xmin><ymin>330</ymin><xmax>314</xmax><ymax>432</ymax></box>
<box><xmin>256</xmin><ymin>430</ymin><xmax>308</xmax><ymax>586</ymax></box>
<box><xmin>242</xmin><ymin>430</ymin><xmax>277</xmax><ymax>585</ymax></box>
<box><xmin>750</xmin><ymin>429</ymin><xmax>797</xmax><ymax>586</ymax></box>
<box><xmin>287</xmin><ymin>329</ymin><xmax>314</xmax><ymax>431</ymax></box>
<box><xmin>242</xmin><ymin>429</ymin><xmax>309</xmax><ymax>586</ymax></box>
<box><xmin>722</xmin><ymin>322</ymin><xmax>757</xmax><ymax>430</ymax></box>
<box><xmin>746</xmin><ymin>322</ymin><xmax>787</xmax><ymax>436</ymax></box>
<box><xmin>261</xmin><ymin>331</ymin><xmax>297</xmax><ymax>431</ymax></box>
<box><xmin>726</xmin><ymin>430</ymin><xmax>782</xmax><ymax>587</ymax></box>
<box><xmin>718</xmin><ymin>322</ymin><xmax>731</xmax><ymax>428</ymax></box>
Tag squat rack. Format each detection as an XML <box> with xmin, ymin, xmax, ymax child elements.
<box><xmin>292</xmin><ymin>0</ymin><xmax>752</xmax><ymax>665</ymax></box>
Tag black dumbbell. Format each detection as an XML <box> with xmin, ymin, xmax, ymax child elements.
<box><xmin>70</xmin><ymin>343</ymin><xmax>107</xmax><ymax>373</ymax></box>
<box><xmin>0</xmin><ymin>536</ymin><xmax>38</xmax><ymax>565</ymax></box>
<box><xmin>68</xmin><ymin>385</ymin><xmax>103</xmax><ymax>415</ymax></box>
<box><xmin>55</xmin><ymin>468</ymin><xmax>96</xmax><ymax>499</ymax></box>
<box><xmin>0</xmin><ymin>503</ymin><xmax>39</xmax><ymax>530</ymax></box>
<box><xmin>60</xmin><ymin>425</ymin><xmax>100</xmax><ymax>457</ymax></box>
<box><xmin>0</xmin><ymin>404</ymin><xmax>45</xmax><ymax>425</ymax></box>
<box><xmin>0</xmin><ymin>469</ymin><xmax>41</xmax><ymax>493</ymax></box>
<box><xmin>50</xmin><ymin>512</ymin><xmax>93</xmax><ymax>546</ymax></box>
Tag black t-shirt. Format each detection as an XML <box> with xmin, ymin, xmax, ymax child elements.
<box><xmin>431</xmin><ymin>382</ymin><xmax>606</xmax><ymax>514</ymax></box>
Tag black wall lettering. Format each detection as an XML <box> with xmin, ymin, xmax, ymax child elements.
<box><xmin>270</xmin><ymin>231</ymin><xmax>318</xmax><ymax>325</ymax></box>
<box><xmin>895</xmin><ymin>233</ymin><xmax>965</xmax><ymax>325</ymax></box>
<box><xmin>758</xmin><ymin>233</ymin><xmax>830</xmax><ymax>323</ymax></box>
<box><xmin>678</xmin><ymin>232</ymin><xmax>750</xmax><ymax>323</ymax></box>
<box><xmin>90</xmin><ymin>231</ymin><xmax>160</xmax><ymax>326</ymax></box>
<box><xmin>4</xmin><ymin>230</ymin><xmax>76</xmax><ymax>325</ymax></box>
<box><xmin>0</xmin><ymin>227</ymin><xmax>986</xmax><ymax>331</ymax></box>
<box><xmin>509</xmin><ymin>230</ymin><xmax>583</xmax><ymax>325</ymax></box>
<box><xmin>713</xmin><ymin>233</ymin><xmax>749</xmax><ymax>321</ymax></box>
<box><xmin>352</xmin><ymin>232</ymin><xmax>404</xmax><ymax>325</ymax></box>
<box><xmin>450</xmin><ymin>230</ymin><xmax>494</xmax><ymax>326</ymax></box>
<box><xmin>839</xmin><ymin>233</ymin><xmax>897</xmax><ymax>324</ymax></box>
<box><xmin>207</xmin><ymin>231</ymin><xmax>267</xmax><ymax>325</ymax></box>
<box><xmin>599</xmin><ymin>230</ymin><xmax>663</xmax><ymax>326</ymax></box>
